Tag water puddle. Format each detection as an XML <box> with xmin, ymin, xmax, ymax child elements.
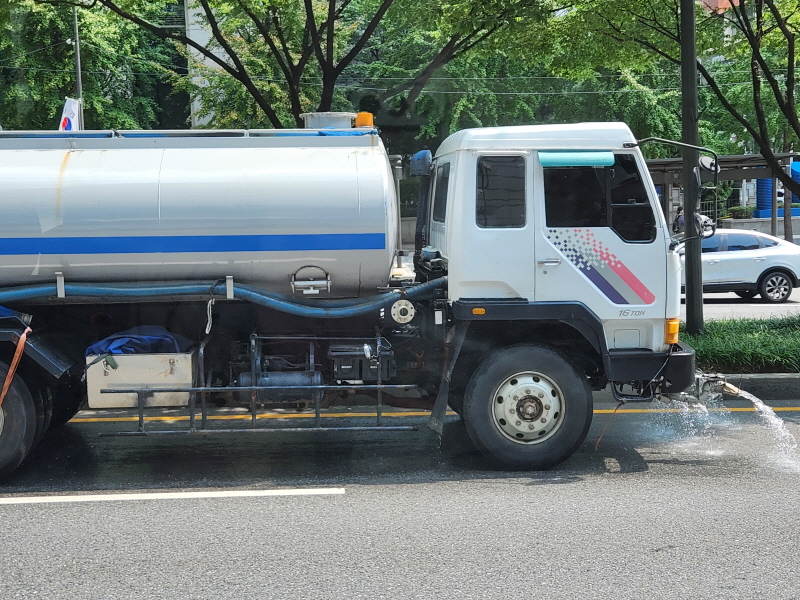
<box><xmin>648</xmin><ymin>392</ymin><xmax>732</xmax><ymax>443</ymax></box>
<box><xmin>646</xmin><ymin>385</ymin><xmax>800</xmax><ymax>471</ymax></box>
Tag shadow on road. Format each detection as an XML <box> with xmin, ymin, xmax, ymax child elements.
<box><xmin>0</xmin><ymin>412</ymin><xmax>672</xmax><ymax>495</ymax></box>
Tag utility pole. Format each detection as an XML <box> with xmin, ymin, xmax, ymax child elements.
<box><xmin>72</xmin><ymin>6</ymin><xmax>85</xmax><ymax>128</ymax></box>
<box><xmin>681</xmin><ymin>0</ymin><xmax>703</xmax><ymax>334</ymax></box>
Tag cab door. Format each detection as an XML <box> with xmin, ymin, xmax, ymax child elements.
<box><xmin>533</xmin><ymin>151</ymin><xmax>667</xmax><ymax>345</ymax></box>
<box><xmin>449</xmin><ymin>152</ymin><xmax>535</xmax><ymax>300</ymax></box>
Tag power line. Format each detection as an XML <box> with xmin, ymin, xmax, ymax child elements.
<box><xmin>0</xmin><ymin>41</ymin><xmax>69</xmax><ymax>64</ymax></box>
<box><xmin>0</xmin><ymin>64</ymin><xmax>760</xmax><ymax>95</ymax></box>
<box><xmin>0</xmin><ymin>65</ymin><xmax>173</xmax><ymax>77</ymax></box>
<box><xmin>335</xmin><ymin>70</ymin><xmax>787</xmax><ymax>81</ymax></box>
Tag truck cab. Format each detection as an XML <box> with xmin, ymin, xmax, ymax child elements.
<box><xmin>414</xmin><ymin>123</ymin><xmax>694</xmax><ymax>466</ymax></box>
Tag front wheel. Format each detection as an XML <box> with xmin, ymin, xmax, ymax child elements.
<box><xmin>462</xmin><ymin>345</ymin><xmax>592</xmax><ymax>469</ymax></box>
<box><xmin>759</xmin><ymin>271</ymin><xmax>793</xmax><ymax>303</ymax></box>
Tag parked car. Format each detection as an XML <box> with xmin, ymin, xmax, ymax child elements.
<box><xmin>676</xmin><ymin>229</ymin><xmax>800</xmax><ymax>302</ymax></box>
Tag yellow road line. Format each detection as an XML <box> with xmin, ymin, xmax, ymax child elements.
<box><xmin>71</xmin><ymin>411</ymin><xmax>453</xmax><ymax>423</ymax></box>
<box><xmin>68</xmin><ymin>406</ymin><xmax>800</xmax><ymax>423</ymax></box>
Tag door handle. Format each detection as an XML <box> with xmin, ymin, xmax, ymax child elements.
<box><xmin>537</xmin><ymin>259</ymin><xmax>562</xmax><ymax>266</ymax></box>
<box><xmin>704</xmin><ymin>259</ymin><xmax>720</xmax><ymax>264</ymax></box>
<box><xmin>754</xmin><ymin>257</ymin><xmax>766</xmax><ymax>262</ymax></box>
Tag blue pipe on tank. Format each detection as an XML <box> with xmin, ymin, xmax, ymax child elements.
<box><xmin>0</xmin><ymin>278</ymin><xmax>446</xmax><ymax>319</ymax></box>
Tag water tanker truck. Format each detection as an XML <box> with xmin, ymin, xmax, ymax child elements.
<box><xmin>0</xmin><ymin>115</ymin><xmax>696</xmax><ymax>478</ymax></box>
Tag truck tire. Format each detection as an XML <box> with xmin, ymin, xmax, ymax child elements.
<box><xmin>0</xmin><ymin>361</ymin><xmax>37</xmax><ymax>480</ymax></box>
<box><xmin>30</xmin><ymin>386</ymin><xmax>53</xmax><ymax>447</ymax></box>
<box><xmin>462</xmin><ymin>345</ymin><xmax>592</xmax><ymax>469</ymax></box>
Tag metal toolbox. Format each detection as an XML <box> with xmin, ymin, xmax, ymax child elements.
<box><xmin>86</xmin><ymin>352</ymin><xmax>194</xmax><ymax>408</ymax></box>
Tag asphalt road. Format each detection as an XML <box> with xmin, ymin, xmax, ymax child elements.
<box><xmin>683</xmin><ymin>288</ymin><xmax>800</xmax><ymax>320</ymax></box>
<box><xmin>1</xmin><ymin>396</ymin><xmax>799</xmax><ymax>599</ymax></box>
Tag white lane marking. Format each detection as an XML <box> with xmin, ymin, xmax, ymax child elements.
<box><xmin>0</xmin><ymin>488</ymin><xmax>345</xmax><ymax>505</ymax></box>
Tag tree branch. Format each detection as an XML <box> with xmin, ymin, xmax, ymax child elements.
<box><xmin>334</xmin><ymin>0</ymin><xmax>395</xmax><ymax>76</ymax></box>
<box><xmin>195</xmin><ymin>0</ymin><xmax>283</xmax><ymax>126</ymax></box>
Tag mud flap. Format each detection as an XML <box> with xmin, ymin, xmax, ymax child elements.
<box><xmin>427</xmin><ymin>320</ymin><xmax>469</xmax><ymax>435</ymax></box>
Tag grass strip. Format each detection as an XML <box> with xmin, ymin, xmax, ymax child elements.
<box><xmin>681</xmin><ymin>314</ymin><xmax>800</xmax><ymax>373</ymax></box>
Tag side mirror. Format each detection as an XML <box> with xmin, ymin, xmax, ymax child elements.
<box><xmin>409</xmin><ymin>150</ymin><xmax>432</xmax><ymax>176</ymax></box>
<box><xmin>695</xmin><ymin>213</ymin><xmax>716</xmax><ymax>238</ymax></box>
<box><xmin>698</xmin><ymin>156</ymin><xmax>720</xmax><ymax>173</ymax></box>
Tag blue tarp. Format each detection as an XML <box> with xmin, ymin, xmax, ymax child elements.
<box><xmin>85</xmin><ymin>325</ymin><xmax>194</xmax><ymax>357</ymax></box>
<box><xmin>317</xmin><ymin>129</ymin><xmax>378</xmax><ymax>136</ymax></box>
<box><xmin>0</xmin><ymin>305</ymin><xmax>16</xmax><ymax>318</ymax></box>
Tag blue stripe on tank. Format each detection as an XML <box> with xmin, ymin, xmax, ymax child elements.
<box><xmin>0</xmin><ymin>233</ymin><xmax>386</xmax><ymax>255</ymax></box>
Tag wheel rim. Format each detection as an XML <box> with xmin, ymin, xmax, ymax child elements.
<box><xmin>492</xmin><ymin>371</ymin><xmax>564</xmax><ymax>444</ymax></box>
<box><xmin>764</xmin><ymin>274</ymin><xmax>791</xmax><ymax>301</ymax></box>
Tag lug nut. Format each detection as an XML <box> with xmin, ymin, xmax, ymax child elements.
<box><xmin>538</xmin><ymin>392</ymin><xmax>544</xmax><ymax>398</ymax></box>
<box><xmin>528</xmin><ymin>424</ymin><xmax>535</xmax><ymax>430</ymax></box>
<box><xmin>545</xmin><ymin>404</ymin><xmax>551</xmax><ymax>410</ymax></box>
<box><xmin>516</xmin><ymin>421</ymin><xmax>521</xmax><ymax>426</ymax></box>
<box><xmin>540</xmin><ymin>418</ymin><xmax>547</xmax><ymax>423</ymax></box>
<box><xmin>525</xmin><ymin>389</ymin><xmax>530</xmax><ymax>395</ymax></box>
<box><xmin>509</xmin><ymin>409</ymin><xmax>515</xmax><ymax>414</ymax></box>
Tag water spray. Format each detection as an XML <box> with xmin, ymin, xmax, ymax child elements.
<box><xmin>658</xmin><ymin>372</ymin><xmax>729</xmax><ymax>405</ymax></box>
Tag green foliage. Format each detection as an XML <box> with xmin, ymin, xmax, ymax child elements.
<box><xmin>682</xmin><ymin>316</ymin><xmax>800</xmax><ymax>373</ymax></box>
<box><xmin>0</xmin><ymin>1</ymin><xmax>187</xmax><ymax>130</ymax></box>
<box><xmin>728</xmin><ymin>206</ymin><xmax>754</xmax><ymax>219</ymax></box>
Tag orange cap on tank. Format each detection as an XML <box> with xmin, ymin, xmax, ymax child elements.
<box><xmin>355</xmin><ymin>112</ymin><xmax>374</xmax><ymax>127</ymax></box>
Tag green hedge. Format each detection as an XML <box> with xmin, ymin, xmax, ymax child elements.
<box><xmin>727</xmin><ymin>206</ymin><xmax>754</xmax><ymax>219</ymax></box>
<box><xmin>681</xmin><ymin>315</ymin><xmax>800</xmax><ymax>373</ymax></box>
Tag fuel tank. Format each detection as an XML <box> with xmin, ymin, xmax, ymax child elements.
<box><xmin>0</xmin><ymin>128</ymin><xmax>398</xmax><ymax>298</ymax></box>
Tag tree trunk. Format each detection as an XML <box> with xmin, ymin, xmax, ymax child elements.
<box><xmin>317</xmin><ymin>72</ymin><xmax>337</xmax><ymax>112</ymax></box>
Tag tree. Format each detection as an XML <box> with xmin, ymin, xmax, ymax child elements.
<box><xmin>548</xmin><ymin>0</ymin><xmax>800</xmax><ymax>238</ymax></box>
<box><xmin>1</xmin><ymin>1</ymin><xmax>187</xmax><ymax>129</ymax></box>
<box><xmin>36</xmin><ymin>0</ymin><xmax>557</xmax><ymax>128</ymax></box>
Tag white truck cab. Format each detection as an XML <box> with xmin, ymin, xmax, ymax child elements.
<box><xmin>413</xmin><ymin>123</ymin><xmax>693</xmax><ymax>464</ymax></box>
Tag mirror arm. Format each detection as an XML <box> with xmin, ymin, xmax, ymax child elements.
<box><xmin>625</xmin><ymin>137</ymin><xmax>720</xmax><ymax>224</ymax></box>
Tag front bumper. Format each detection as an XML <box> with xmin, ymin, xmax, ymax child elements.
<box><xmin>604</xmin><ymin>341</ymin><xmax>696</xmax><ymax>393</ymax></box>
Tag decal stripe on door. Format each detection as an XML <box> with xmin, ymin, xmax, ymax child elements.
<box><xmin>547</xmin><ymin>229</ymin><xmax>655</xmax><ymax>305</ymax></box>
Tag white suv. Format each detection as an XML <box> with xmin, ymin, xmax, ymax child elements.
<box><xmin>679</xmin><ymin>229</ymin><xmax>800</xmax><ymax>302</ymax></box>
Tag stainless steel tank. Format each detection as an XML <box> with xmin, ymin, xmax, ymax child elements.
<box><xmin>0</xmin><ymin>128</ymin><xmax>398</xmax><ymax>297</ymax></box>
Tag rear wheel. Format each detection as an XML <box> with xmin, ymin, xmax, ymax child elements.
<box><xmin>462</xmin><ymin>345</ymin><xmax>592</xmax><ymax>469</ymax></box>
<box><xmin>0</xmin><ymin>361</ymin><xmax>37</xmax><ymax>480</ymax></box>
<box><xmin>759</xmin><ymin>271</ymin><xmax>793</xmax><ymax>303</ymax></box>
<box><xmin>735</xmin><ymin>290</ymin><xmax>758</xmax><ymax>300</ymax></box>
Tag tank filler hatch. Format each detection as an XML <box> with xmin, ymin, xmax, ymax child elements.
<box><xmin>291</xmin><ymin>266</ymin><xmax>331</xmax><ymax>295</ymax></box>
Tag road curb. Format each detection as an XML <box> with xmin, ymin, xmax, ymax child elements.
<box><xmin>721</xmin><ymin>373</ymin><xmax>800</xmax><ymax>401</ymax></box>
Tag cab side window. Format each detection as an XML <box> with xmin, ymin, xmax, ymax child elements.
<box><xmin>543</xmin><ymin>154</ymin><xmax>655</xmax><ymax>242</ymax></box>
<box><xmin>543</xmin><ymin>167</ymin><xmax>607</xmax><ymax>228</ymax></box>
<box><xmin>608</xmin><ymin>155</ymin><xmax>655</xmax><ymax>242</ymax></box>
<box><xmin>476</xmin><ymin>155</ymin><xmax>526</xmax><ymax>228</ymax></box>
<box><xmin>431</xmin><ymin>162</ymin><xmax>450</xmax><ymax>223</ymax></box>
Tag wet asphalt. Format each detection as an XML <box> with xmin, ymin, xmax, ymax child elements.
<box><xmin>1</xmin><ymin>396</ymin><xmax>800</xmax><ymax>599</ymax></box>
